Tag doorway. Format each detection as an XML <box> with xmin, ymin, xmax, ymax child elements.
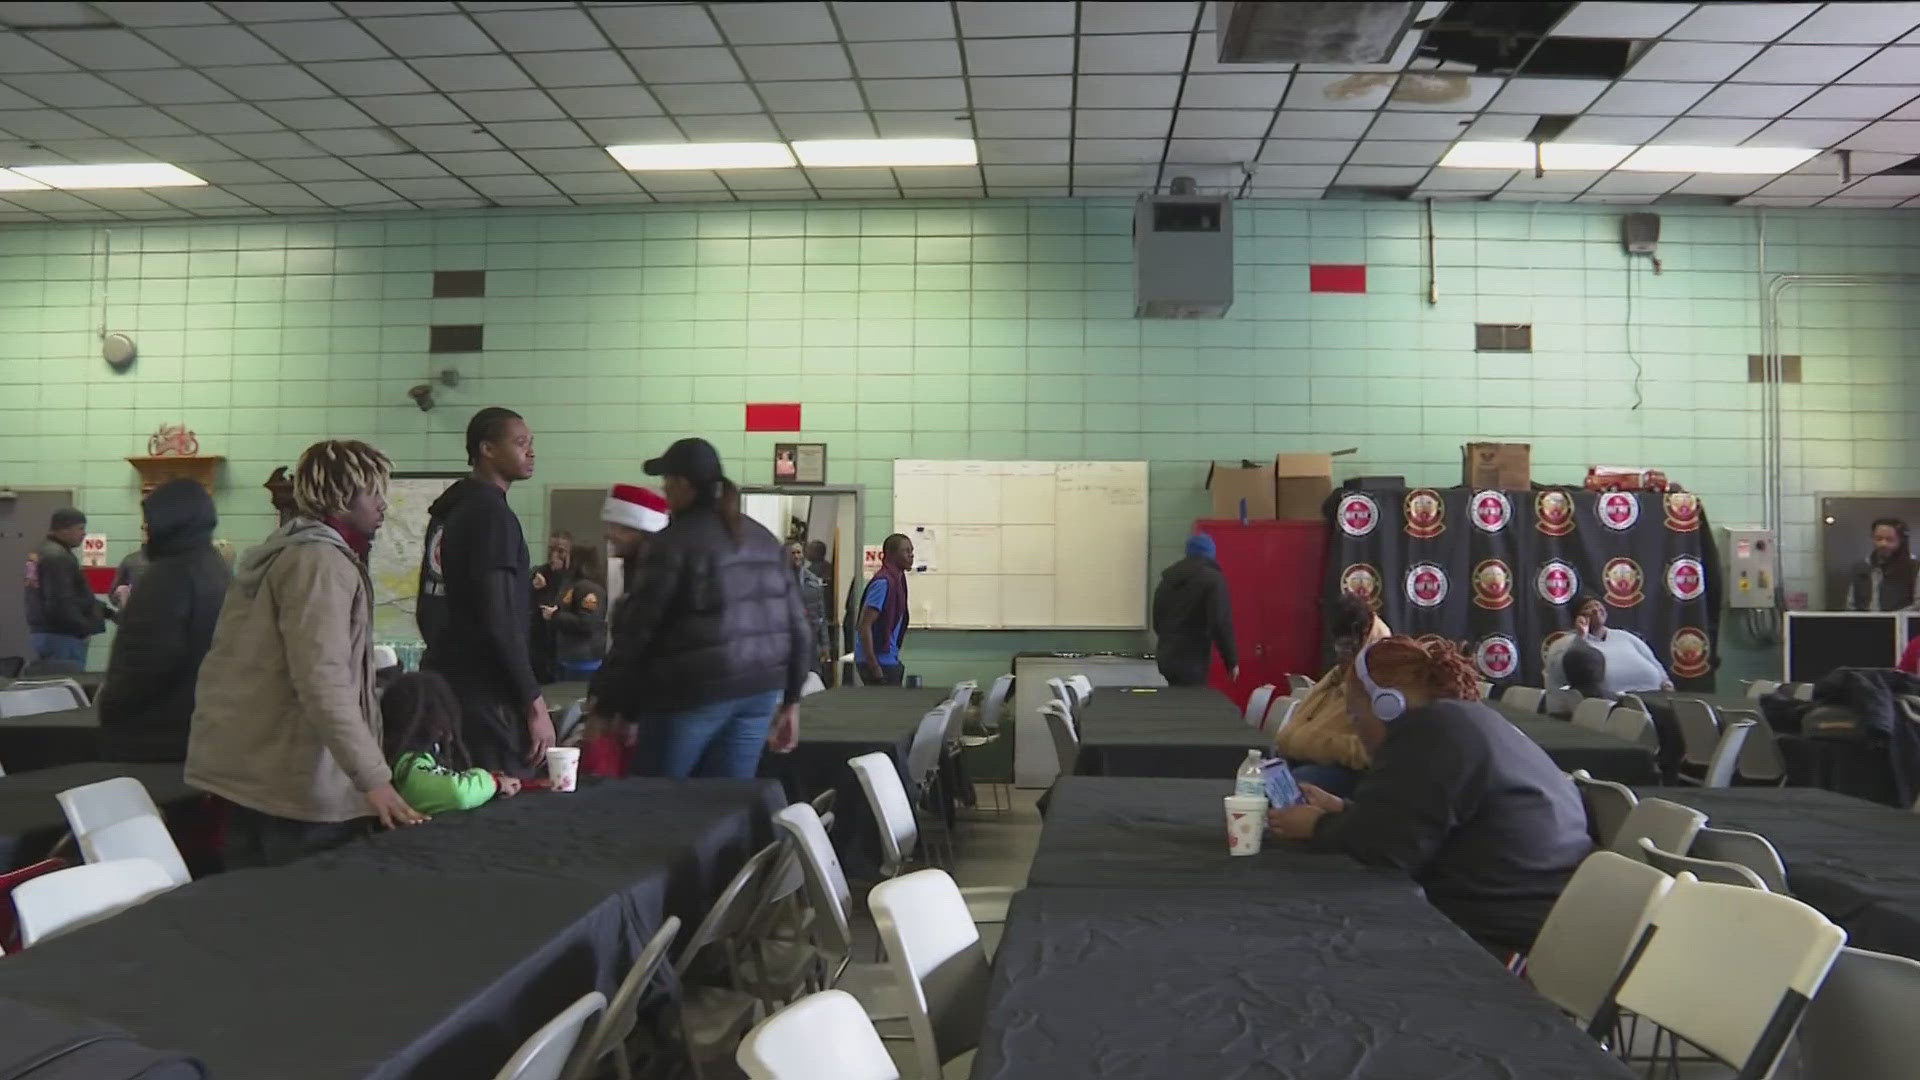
<box><xmin>740</xmin><ymin>484</ymin><xmax>865</xmax><ymax>687</ymax></box>
<box><xmin>0</xmin><ymin>489</ymin><xmax>77</xmax><ymax>668</ymax></box>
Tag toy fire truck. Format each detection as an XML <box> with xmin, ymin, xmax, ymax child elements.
<box><xmin>1583</xmin><ymin>467</ymin><xmax>1680</xmax><ymax>493</ymax></box>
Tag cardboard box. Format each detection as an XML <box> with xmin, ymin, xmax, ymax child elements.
<box><xmin>1206</xmin><ymin>460</ymin><xmax>1276</xmax><ymax>520</ymax></box>
<box><xmin>1462</xmin><ymin>442</ymin><xmax>1531</xmax><ymax>490</ymax></box>
<box><xmin>1275</xmin><ymin>452</ymin><xmax>1334</xmax><ymax>521</ymax></box>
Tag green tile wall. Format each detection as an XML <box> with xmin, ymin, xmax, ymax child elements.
<box><xmin>3</xmin><ymin>198</ymin><xmax>1917</xmax><ymax>683</ymax></box>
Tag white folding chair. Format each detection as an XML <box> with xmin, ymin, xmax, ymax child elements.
<box><xmin>14</xmin><ymin>858</ymin><xmax>176</xmax><ymax>946</ymax></box>
<box><xmin>1066</xmin><ymin>674</ymin><xmax>1092</xmax><ymax>706</ymax></box>
<box><xmin>56</xmin><ymin>776</ymin><xmax>162</xmax><ymax>837</ymax></box>
<box><xmin>1242</xmin><ymin>684</ymin><xmax>1276</xmax><ymax>729</ymax></box>
<box><xmin>561</xmin><ymin>917</ymin><xmax>681</xmax><ymax>1080</ymax></box>
<box><xmin>947</xmin><ymin>680</ymin><xmax>977</xmax><ymax>706</ymax></box>
<box><xmin>58</xmin><ymin>777</ymin><xmax>190</xmax><ymax>887</ymax></box>
<box><xmin>1639</xmin><ymin>836</ymin><xmax>1768</xmax><ymax>890</ymax></box>
<box><xmin>1504</xmin><ymin>686</ymin><xmax>1546</xmax><ymax>713</ymax></box>
<box><xmin>1798</xmin><ymin>947</ymin><xmax>1920</xmax><ymax>1080</ymax></box>
<box><xmin>1571</xmin><ymin>697</ymin><xmax>1615</xmax><ymax>733</ymax></box>
<box><xmin>979</xmin><ymin>674</ymin><xmax>1013</xmax><ymax>730</ymax></box>
<box><xmin>1699</xmin><ymin>719</ymin><xmax>1757</xmax><ymax>789</ymax></box>
<box><xmin>1609</xmin><ymin>797</ymin><xmax>1707</xmax><ymax>863</ymax></box>
<box><xmin>1477</xmin><ymin>680</ymin><xmax>1494</xmax><ymax>700</ymax></box>
<box><xmin>1793</xmin><ymin>682</ymin><xmax>1815</xmax><ymax>701</ymax></box>
<box><xmin>1587</xmin><ymin>874</ymin><xmax>1845</xmax><ymax>1078</ymax></box>
<box><xmin>1040</xmin><ymin>700</ymin><xmax>1078</xmax><ymax>776</ymax></box>
<box><xmin>1616</xmin><ymin>693</ymin><xmax>1648</xmax><ymax>714</ymax></box>
<box><xmin>1746</xmin><ymin>679</ymin><xmax>1780</xmax><ymax>699</ymax></box>
<box><xmin>1671</xmin><ymin>699</ymin><xmax>1722</xmax><ymax>784</ymax></box>
<box><xmin>1730</xmin><ymin>709</ymin><xmax>1787</xmax><ymax>785</ymax></box>
<box><xmin>1602</xmin><ymin>707</ymin><xmax>1656</xmax><ymax>750</ymax></box>
<box><xmin>1</xmin><ymin>678</ymin><xmax>86</xmax><ymax>707</ymax></box>
<box><xmin>849</xmin><ymin>752</ymin><xmax>1012</xmax><ymax>923</ymax></box>
<box><xmin>903</xmin><ymin>707</ymin><xmax>954</xmax><ymax>866</ymax></box>
<box><xmin>1286</xmin><ymin>673</ymin><xmax>1314</xmax><ymax>695</ymax></box>
<box><xmin>1262</xmin><ymin>696</ymin><xmax>1298</xmax><ymax>737</ymax></box>
<box><xmin>673</xmin><ymin>844</ymin><xmax>786</xmax><ymax>1077</ymax></box>
<box><xmin>0</xmin><ymin>686</ymin><xmax>83</xmax><ymax>718</ymax></box>
<box><xmin>492</xmin><ymin>991</ymin><xmax>606</xmax><ymax>1080</ymax></box>
<box><xmin>800</xmin><ymin>672</ymin><xmax>826</xmax><ymax>697</ymax></box>
<box><xmin>737</xmin><ymin>990</ymin><xmax>898</xmax><ymax>1080</ymax></box>
<box><xmin>1570</xmin><ymin>769</ymin><xmax>1638</xmax><ymax>850</ymax></box>
<box><xmin>554</xmin><ymin>698</ymin><xmax>586</xmax><ymax>744</ymax></box>
<box><xmin>869</xmin><ymin>870</ymin><xmax>992</xmax><ymax>1080</ymax></box>
<box><xmin>1045</xmin><ymin>678</ymin><xmax>1072</xmax><ymax>716</ymax></box>
<box><xmin>771</xmin><ymin>803</ymin><xmax>854</xmax><ymax>982</ymax></box>
<box><xmin>1690</xmin><ymin>826</ymin><xmax>1789</xmax><ymax>894</ymax></box>
<box><xmin>1527</xmin><ymin>851</ymin><xmax>1674</xmax><ymax>1024</ymax></box>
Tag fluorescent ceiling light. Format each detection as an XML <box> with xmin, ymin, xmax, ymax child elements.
<box><xmin>792</xmin><ymin>138</ymin><xmax>977</xmax><ymax>168</ymax></box>
<box><xmin>606</xmin><ymin>143</ymin><xmax>795</xmax><ymax>170</ymax></box>
<box><xmin>1620</xmin><ymin>144</ymin><xmax>1818</xmax><ymax>174</ymax></box>
<box><xmin>1439</xmin><ymin>142</ymin><xmax>1634</xmax><ymax>170</ymax></box>
<box><xmin>0</xmin><ymin>169</ymin><xmax>48</xmax><ymax>191</ymax></box>
<box><xmin>12</xmin><ymin>163</ymin><xmax>205</xmax><ymax>189</ymax></box>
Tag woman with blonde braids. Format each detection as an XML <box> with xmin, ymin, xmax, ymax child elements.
<box><xmin>1268</xmin><ymin>635</ymin><xmax>1592</xmax><ymax>954</ymax></box>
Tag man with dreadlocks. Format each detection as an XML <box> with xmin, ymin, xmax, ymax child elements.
<box><xmin>188</xmin><ymin>439</ymin><xmax>427</xmax><ymax>869</ymax></box>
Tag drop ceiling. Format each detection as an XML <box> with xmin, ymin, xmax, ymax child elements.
<box><xmin>0</xmin><ymin>0</ymin><xmax>1916</xmax><ymax>221</ymax></box>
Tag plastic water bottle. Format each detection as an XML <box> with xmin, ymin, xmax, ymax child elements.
<box><xmin>1235</xmin><ymin>749</ymin><xmax>1265</xmax><ymax>799</ymax></box>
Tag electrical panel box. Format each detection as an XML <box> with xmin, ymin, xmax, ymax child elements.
<box><xmin>1720</xmin><ymin>525</ymin><xmax>1777</xmax><ymax>608</ymax></box>
<box><xmin>1134</xmin><ymin>194</ymin><xmax>1233</xmax><ymax>319</ymax></box>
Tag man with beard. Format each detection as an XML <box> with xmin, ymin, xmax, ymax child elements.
<box><xmin>1850</xmin><ymin>517</ymin><xmax>1920</xmax><ymax>612</ymax></box>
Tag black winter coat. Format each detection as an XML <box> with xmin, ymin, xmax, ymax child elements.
<box><xmin>96</xmin><ymin>480</ymin><xmax>231</xmax><ymax>761</ymax></box>
<box><xmin>1151</xmin><ymin>555</ymin><xmax>1237</xmax><ymax>673</ymax></box>
<box><xmin>591</xmin><ymin>504</ymin><xmax>809</xmax><ymax>716</ymax></box>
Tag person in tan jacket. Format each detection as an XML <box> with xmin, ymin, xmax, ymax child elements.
<box><xmin>1274</xmin><ymin>592</ymin><xmax>1390</xmax><ymax>797</ymax></box>
<box><xmin>187</xmin><ymin>440</ymin><xmax>427</xmax><ymax>868</ymax></box>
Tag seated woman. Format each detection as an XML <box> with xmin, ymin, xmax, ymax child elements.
<box><xmin>1272</xmin><ymin>592</ymin><xmax>1388</xmax><ymax>797</ymax></box>
<box><xmin>1268</xmin><ymin>636</ymin><xmax>1593</xmax><ymax>956</ymax></box>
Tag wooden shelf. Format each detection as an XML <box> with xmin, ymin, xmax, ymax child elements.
<box><xmin>128</xmin><ymin>455</ymin><xmax>224</xmax><ymax>496</ymax></box>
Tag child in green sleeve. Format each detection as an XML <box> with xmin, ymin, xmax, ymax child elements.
<box><xmin>382</xmin><ymin>671</ymin><xmax>521</xmax><ymax>814</ymax></box>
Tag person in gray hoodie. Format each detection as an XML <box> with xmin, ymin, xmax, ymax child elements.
<box><xmin>188</xmin><ymin>440</ymin><xmax>426</xmax><ymax>869</ymax></box>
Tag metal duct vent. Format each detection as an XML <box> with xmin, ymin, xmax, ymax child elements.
<box><xmin>1216</xmin><ymin>1</ymin><xmax>1419</xmax><ymax>64</ymax></box>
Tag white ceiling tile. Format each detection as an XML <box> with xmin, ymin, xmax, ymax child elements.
<box><xmin>1731</xmin><ymin>45</ymin><xmax>1877</xmax><ymax>83</ymax></box>
<box><xmin>1840</xmin><ymin>46</ymin><xmax>1920</xmax><ymax>84</ymax></box>
<box><xmin>384</xmin><ymin>177</ymin><xmax>481</xmax><ymax>200</ymax></box>
<box><xmin>335</xmin><ymin>2</ymin><xmax>455</xmax><ymax>13</ymax></box>
<box><xmin>431</xmin><ymin>149</ymin><xmax>532</xmax><ymax>175</ymax></box>
<box><xmin>1627</xmin><ymin>41</ymin><xmax>1765</xmax><ymax>81</ymax></box>
<box><xmin>261</xmin><ymin>157</ymin><xmax>363</xmax><ymax>181</ymax></box>
<box><xmin>548</xmin><ymin>171</ymin><xmax>640</xmax><ymax>194</ymax></box>
<box><xmin>360</xmin><ymin>14</ymin><xmax>495</xmax><ymax>56</ymax></box>
<box><xmin>517</xmin><ymin>50</ymin><xmax>635</xmax><ymax>89</ymax></box>
<box><xmin>1587</xmin><ymin>81</ymin><xmax>1712</xmax><ymax>116</ymax></box>
<box><xmin>1077</xmin><ymin>73</ymin><xmax>1180</xmax><ymax>109</ymax></box>
<box><xmin>1258</xmin><ymin>139</ymin><xmax>1357</xmax><ymax>165</ymax></box>
<box><xmin>1078</xmin><ymin>33</ymin><xmax>1190</xmax><ymax>73</ymax></box>
<box><xmin>1485</xmin><ymin>77</ymin><xmax>1609</xmax><ymax>115</ymax></box>
<box><xmin>625</xmin><ymin>47</ymin><xmax>744</xmax><ymax>84</ymax></box>
<box><xmin>34</xmin><ymin>138</ymin><xmax>144</xmax><ymax>162</ymax></box>
<box><xmin>1387</xmin><ymin>73</ymin><xmax>1503</xmax><ymax>112</ymax></box>
<box><xmin>640</xmin><ymin>171</ymin><xmax>725</xmax><ymax>192</ymax></box>
<box><xmin>1179</xmin><ymin>73</ymin><xmax>1290</xmax><ymax>109</ymax></box>
<box><xmin>965</xmin><ymin>38</ymin><xmax>1075</xmax><ymax>76</ymax></box>
<box><xmin>1747</xmin><ymin>118</ymin><xmax>1865</xmax><ymax>147</ymax></box>
<box><xmin>973</xmin><ymin>109</ymin><xmax>1070</xmax><ymax>138</ymax></box>
<box><xmin>306</xmin><ymin>60</ymin><xmax>434</xmax><ymax>96</ymax></box>
<box><xmin>222</xmin><ymin>183</ymin><xmax>325</xmax><ymax>207</ymax></box>
<box><xmin>1757</xmin><ymin>172</ymin><xmax>1847</xmax><ymax>196</ymax></box>
<box><xmin>890</xmin><ymin>166</ymin><xmax>981</xmax><ymax>186</ymax></box>
<box><xmin>1589</xmin><ymin>172</ymin><xmax>1688</xmax><ymax>195</ymax></box>
<box><xmin>1347</xmin><ymin>140</ymin><xmax>1447</xmax><ymax>166</ymax></box>
<box><xmin>165</xmin><ymin>101</ymin><xmax>283</xmax><ymax>133</ymax></box>
<box><xmin>1462</xmin><ymin>113</ymin><xmax>1540</xmax><ymax>138</ymax></box>
<box><xmin>1284</xmin><ymin>72</ymin><xmax>1392</xmax><ymax>110</ymax></box>
<box><xmin>978</xmin><ymin>138</ymin><xmax>1069</xmax><ymax>164</ymax></box>
<box><xmin>92</xmin><ymin>2</ymin><xmax>224</xmax><ymax>26</ymax></box>
<box><xmin>391</xmin><ymin>124</ymin><xmax>502</xmax><ymax>151</ymax></box>
<box><xmin>981</xmin><ymin>165</ymin><xmax>1070</xmax><ymax>186</ymax></box>
<box><xmin>1074</xmin><ymin>138</ymin><xmax>1163</xmax><ymax>162</ymax></box>
<box><xmin>848</xmin><ymin>39</ymin><xmax>962</xmax><ymax>78</ymax></box>
<box><xmin>216</xmin><ymin>2</ymin><xmax>337</xmax><ymax>21</ymax></box>
<box><xmin>872</xmin><ymin>111</ymin><xmax>970</xmax><ymax>136</ymax></box>
<box><xmin>352</xmin><ymin>93</ymin><xmax>464</xmax><ymax>126</ymax></box>
<box><xmin>1549</xmin><ymin>1</ymin><xmax>1690</xmax><ymax>38</ymax></box>
<box><xmin>715</xmin><ymin>167</ymin><xmax>806</xmax><ymax>190</ymax></box>
<box><xmin>0</xmin><ymin>33</ymin><xmax>73</xmax><ymax>71</ymax></box>
<box><xmin>260</xmin><ymin>98</ymin><xmax>376</xmax><ymax>130</ymax></box>
<box><xmin>773</xmin><ymin>111</ymin><xmax>876</xmax><ymax>138</ymax></box>
<box><xmin>100</xmin><ymin>68</ymin><xmax>233</xmax><ymax>104</ymax></box>
<box><xmin>968</xmin><ymin>75</ymin><xmax>1072</xmax><ymax>109</ymax></box>
<box><xmin>303</xmin><ymin>128</ymin><xmax>412</xmax><ymax>155</ymax></box>
<box><xmin>753</xmin><ymin>80</ymin><xmax>863</xmax><ymax>111</ymax></box>
<box><xmin>1413</xmin><ymin>171</ymin><xmax>1509</xmax><ymax>193</ymax></box>
<box><xmin>451</xmin><ymin>89</ymin><xmax>563</xmax><ymax>122</ymax></box>
<box><xmin>200</xmin><ymin>65</ymin><xmax>332</xmax><ymax>101</ymax></box>
<box><xmin>414</xmin><ymin>55</ymin><xmax>535</xmax><ymax>93</ymax></box>
<box><xmin>551</xmin><ymin>85</ymin><xmax>662</xmax><ymax>119</ymax></box>
<box><xmin>670</xmin><ymin>113</ymin><xmax>778</xmax><ymax>139</ymax></box>
<box><xmin>653</xmin><ymin>82</ymin><xmax>762</xmax><ymax>115</ymax></box>
<box><xmin>833</xmin><ymin>1</ymin><xmax>954</xmax><ymax>41</ymax></box>
<box><xmin>1780</xmin><ymin>3</ymin><xmax>1920</xmax><ymax>44</ymax></box>
<box><xmin>0</xmin><ymin>111</ymin><xmax>104</xmax><ymax>139</ymax></box>
<box><xmin>1845</xmin><ymin>175</ymin><xmax>1920</xmax><ymax>196</ymax></box>
<box><xmin>75</xmin><ymin>190</ymin><xmax>173</xmax><ymax>210</ymax></box>
<box><xmin>1185</xmin><ymin>42</ymin><xmax>1292</xmax><ymax>76</ymax></box>
<box><xmin>518</xmin><ymin>147</ymin><xmax>618</xmax><ymax>173</ymax></box>
<box><xmin>1333</xmin><ymin>165</ymin><xmax>1427</xmax><ymax>186</ymax></box>
<box><xmin>1889</xmin><ymin>98</ymin><xmax>1920</xmax><ymax>121</ymax></box>
<box><xmin>3</xmin><ymin>72</ymin><xmax>136</xmax><ymax>107</ymax></box>
<box><xmin>1074</xmin><ymin>165</ymin><xmax>1158</xmax><ymax>187</ymax></box>
<box><xmin>65</xmin><ymin>105</ymin><xmax>192</xmax><ymax>137</ymax></box>
<box><xmin>185</xmin><ymin>159</ymin><xmax>282</xmax><ymax>182</ymax></box>
<box><xmin>1171</xmin><ymin>110</ymin><xmax>1270</xmax><ymax>138</ymax></box>
<box><xmin>957</xmin><ymin>2</ymin><xmax>1076</xmax><ymax>38</ymax></box>
<box><xmin>27</xmin><ymin>29</ymin><xmax>178</xmax><ymax>69</ymax></box>
<box><xmin>1649</xmin><ymin>117</ymin><xmax>1769</xmax><ymax>144</ymax></box>
<box><xmin>485</xmin><ymin>119</ymin><xmax>589</xmax><ymax>148</ymax></box>
<box><xmin>710</xmin><ymin>2</ymin><xmax>836</xmax><ymax>44</ymax></box>
<box><xmin>590</xmin><ymin>5</ymin><xmax>722</xmax><ymax>48</ymax></box>
<box><xmin>1670</xmin><ymin>173</ymin><xmax>1771</xmax><ymax>196</ymax></box>
<box><xmin>217</xmin><ymin>131</ymin><xmax>322</xmax><ymax>157</ymax></box>
<box><xmin>1365</xmin><ymin>111</ymin><xmax>1471</xmax><ymax>140</ymax></box>
<box><xmin>1667</xmin><ymin>3</ymin><xmax>1818</xmax><ymax>43</ymax></box>
<box><xmin>474</xmin><ymin>8</ymin><xmax>609</xmax><ymax>51</ymax></box>
<box><xmin>734</xmin><ymin>44</ymin><xmax>852</xmax><ymax>82</ymax></box>
<box><xmin>303</xmin><ymin>180</ymin><xmax>402</xmax><ymax>205</ymax></box>
<box><xmin>1249</xmin><ymin>163</ymin><xmax>1337</xmax><ymax>187</ymax></box>
<box><xmin>138</xmin><ymin>25</ymin><xmax>281</xmax><ymax>67</ymax></box>
<box><xmin>1497</xmin><ymin>170</ymin><xmax>1602</xmax><ymax>194</ymax></box>
<box><xmin>249</xmin><ymin>20</ymin><xmax>389</xmax><ymax>63</ymax></box>
<box><xmin>1840</xmin><ymin>120</ymin><xmax>1920</xmax><ymax>151</ymax></box>
<box><xmin>1075</xmin><ymin>109</ymin><xmax>1170</xmax><ymax>137</ymax></box>
<box><xmin>580</xmin><ymin>116</ymin><xmax>686</xmax><ymax>143</ymax></box>
<box><xmin>1561</xmin><ymin>114</ymin><xmax>1671</xmax><ymax>142</ymax></box>
<box><xmin>1265</xmin><ymin>110</ymin><xmax>1373</xmax><ymax>139</ymax></box>
<box><xmin>861</xmin><ymin>78</ymin><xmax>966</xmax><ymax>110</ymax></box>
<box><xmin>127</xmin><ymin>133</ymin><xmax>239</xmax><ymax>160</ymax></box>
<box><xmin>1082</xmin><ymin>1</ymin><xmax>1199</xmax><ymax>34</ymax></box>
<box><xmin>1689</xmin><ymin>84</ymin><xmax>1816</xmax><ymax>117</ymax></box>
<box><xmin>1790</xmin><ymin>85</ymin><xmax>1916</xmax><ymax>120</ymax></box>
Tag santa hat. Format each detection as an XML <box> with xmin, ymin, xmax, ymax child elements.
<box><xmin>602</xmin><ymin>483</ymin><xmax>669</xmax><ymax>532</ymax></box>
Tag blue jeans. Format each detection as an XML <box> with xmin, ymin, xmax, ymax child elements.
<box><xmin>559</xmin><ymin>659</ymin><xmax>602</xmax><ymax>680</ymax></box>
<box><xmin>29</xmin><ymin>633</ymin><xmax>88</xmax><ymax>666</ymax></box>
<box><xmin>632</xmin><ymin>690</ymin><xmax>782</xmax><ymax>779</ymax></box>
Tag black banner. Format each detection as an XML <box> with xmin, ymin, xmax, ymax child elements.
<box><xmin>1324</xmin><ymin>487</ymin><xmax>1721</xmax><ymax>690</ymax></box>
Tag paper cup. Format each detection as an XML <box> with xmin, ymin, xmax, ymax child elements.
<box><xmin>545</xmin><ymin>747</ymin><xmax>581</xmax><ymax>793</ymax></box>
<box><xmin>1224</xmin><ymin>794</ymin><xmax>1267</xmax><ymax>856</ymax></box>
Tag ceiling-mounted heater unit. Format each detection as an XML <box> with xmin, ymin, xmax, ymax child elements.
<box><xmin>1216</xmin><ymin>1</ymin><xmax>1420</xmax><ymax>64</ymax></box>
<box><xmin>1135</xmin><ymin>178</ymin><xmax>1233</xmax><ymax>320</ymax></box>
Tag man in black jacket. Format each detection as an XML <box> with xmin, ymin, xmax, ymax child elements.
<box><xmin>97</xmin><ymin>480</ymin><xmax>231</xmax><ymax>761</ymax></box>
<box><xmin>418</xmin><ymin>407</ymin><xmax>553</xmax><ymax>777</ymax></box>
<box><xmin>23</xmin><ymin>507</ymin><xmax>106</xmax><ymax>668</ymax></box>
<box><xmin>1150</xmin><ymin>533</ymin><xmax>1238</xmax><ymax>686</ymax></box>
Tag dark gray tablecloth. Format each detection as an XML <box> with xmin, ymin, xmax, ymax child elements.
<box><xmin>0</xmin><ymin>706</ymin><xmax>101</xmax><ymax>772</ymax></box>
<box><xmin>0</xmin><ymin>779</ymin><xmax>783</xmax><ymax>1080</ymax></box>
<box><xmin>1073</xmin><ymin>686</ymin><xmax>1265</xmax><ymax>778</ymax></box>
<box><xmin>971</xmin><ymin>886</ymin><xmax>1634</xmax><ymax>1080</ymax></box>
<box><xmin>1491</xmin><ymin>704</ymin><xmax>1658</xmax><ymax>784</ymax></box>
<box><xmin>1649</xmin><ymin>786</ymin><xmax>1920</xmax><ymax>960</ymax></box>
<box><xmin>0</xmin><ymin>762</ymin><xmax>201</xmax><ymax>870</ymax></box>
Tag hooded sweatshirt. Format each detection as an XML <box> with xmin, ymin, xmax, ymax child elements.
<box><xmin>97</xmin><ymin>479</ymin><xmax>230</xmax><ymax>761</ymax></box>
<box><xmin>1151</xmin><ymin>548</ymin><xmax>1237</xmax><ymax>673</ymax></box>
<box><xmin>417</xmin><ymin>477</ymin><xmax>539</xmax><ymax>710</ymax></box>
<box><xmin>186</xmin><ymin>519</ymin><xmax>386</xmax><ymax>823</ymax></box>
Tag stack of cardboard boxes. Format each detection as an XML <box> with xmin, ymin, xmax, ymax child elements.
<box><xmin>1206</xmin><ymin>443</ymin><xmax>1535</xmax><ymax>523</ymax></box>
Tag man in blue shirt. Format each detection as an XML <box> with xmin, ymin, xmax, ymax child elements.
<box><xmin>857</xmin><ymin>533</ymin><xmax>913</xmax><ymax>686</ymax></box>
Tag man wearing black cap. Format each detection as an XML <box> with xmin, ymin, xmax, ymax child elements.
<box><xmin>24</xmin><ymin>507</ymin><xmax>108</xmax><ymax>667</ymax></box>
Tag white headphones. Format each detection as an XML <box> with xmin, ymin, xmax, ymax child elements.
<box><xmin>1353</xmin><ymin>640</ymin><xmax>1405</xmax><ymax>722</ymax></box>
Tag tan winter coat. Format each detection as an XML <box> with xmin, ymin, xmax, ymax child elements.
<box><xmin>1273</xmin><ymin>616</ymin><xmax>1390</xmax><ymax>771</ymax></box>
<box><xmin>186</xmin><ymin>520</ymin><xmax>387</xmax><ymax>823</ymax></box>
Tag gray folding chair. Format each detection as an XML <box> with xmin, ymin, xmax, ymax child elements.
<box><xmin>1602</xmin><ymin>706</ymin><xmax>1657</xmax><ymax>750</ymax></box>
<box><xmin>1527</xmin><ymin>851</ymin><xmax>1674</xmax><ymax>1024</ymax></box>
<box><xmin>1746</xmin><ymin>679</ymin><xmax>1780</xmax><ymax>699</ymax></box>
<box><xmin>562</xmin><ymin>918</ymin><xmax>682</xmax><ymax>1080</ymax></box>
<box><xmin>1243</xmin><ymin>684</ymin><xmax>1277</xmax><ymax>729</ymax></box>
<box><xmin>1287</xmin><ymin>673</ymin><xmax>1314</xmax><ymax>695</ymax></box>
<box><xmin>1571</xmin><ymin>769</ymin><xmax>1638</xmax><ymax>850</ymax></box>
<box><xmin>1690</xmin><ymin>826</ymin><xmax>1789</xmax><ymax>894</ymax></box>
<box><xmin>1639</xmin><ymin>837</ymin><xmax>1768</xmax><ymax>890</ymax></box>
<box><xmin>1570</xmin><ymin>697</ymin><xmax>1616</xmax><ymax>732</ymax></box>
<box><xmin>1610</xmin><ymin>797</ymin><xmax>1707</xmax><ymax>862</ymax></box>
<box><xmin>1503</xmin><ymin>686</ymin><xmax>1546</xmax><ymax>713</ymax></box>
<box><xmin>1798</xmin><ymin>947</ymin><xmax>1920</xmax><ymax>1080</ymax></box>
<box><xmin>1700</xmin><ymin>720</ymin><xmax>1756</xmax><ymax>789</ymax></box>
<box><xmin>1041</xmin><ymin>700</ymin><xmax>1078</xmax><ymax>776</ymax></box>
<box><xmin>1728</xmin><ymin>709</ymin><xmax>1787</xmax><ymax>785</ymax></box>
<box><xmin>1671</xmin><ymin>698</ymin><xmax>1722</xmax><ymax>784</ymax></box>
<box><xmin>1263</xmin><ymin>696</ymin><xmax>1299</xmax><ymax>737</ymax></box>
<box><xmin>494</xmin><ymin>993</ymin><xmax>606</xmax><ymax>1080</ymax></box>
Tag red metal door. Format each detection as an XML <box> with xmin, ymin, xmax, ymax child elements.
<box><xmin>1196</xmin><ymin>519</ymin><xmax>1330</xmax><ymax>707</ymax></box>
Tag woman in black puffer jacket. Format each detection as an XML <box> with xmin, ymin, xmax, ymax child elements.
<box><xmin>589</xmin><ymin>438</ymin><xmax>809</xmax><ymax>778</ymax></box>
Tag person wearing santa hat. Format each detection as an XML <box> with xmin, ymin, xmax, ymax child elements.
<box><xmin>600</xmin><ymin>482</ymin><xmax>670</xmax><ymax>585</ymax></box>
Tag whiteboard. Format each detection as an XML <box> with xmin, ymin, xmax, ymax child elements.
<box><xmin>892</xmin><ymin>460</ymin><xmax>1148</xmax><ymax>630</ymax></box>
